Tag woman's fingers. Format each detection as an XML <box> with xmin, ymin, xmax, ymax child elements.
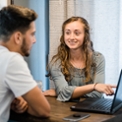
<box><xmin>95</xmin><ymin>84</ymin><xmax>116</xmax><ymax>95</ymax></box>
<box><xmin>104</xmin><ymin>87</ymin><xmax>113</xmax><ymax>95</ymax></box>
<box><xmin>43</xmin><ymin>89</ymin><xmax>57</xmax><ymax>97</ymax></box>
<box><xmin>104</xmin><ymin>84</ymin><xmax>116</xmax><ymax>95</ymax></box>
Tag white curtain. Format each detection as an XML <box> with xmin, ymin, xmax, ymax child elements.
<box><xmin>49</xmin><ymin>0</ymin><xmax>122</xmax><ymax>88</ymax></box>
<box><xmin>49</xmin><ymin>0</ymin><xmax>76</xmax><ymax>60</ymax></box>
<box><xmin>0</xmin><ymin>0</ymin><xmax>8</xmax><ymax>9</ymax></box>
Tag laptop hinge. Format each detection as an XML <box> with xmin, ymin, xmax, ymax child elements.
<box><xmin>111</xmin><ymin>103</ymin><xmax>122</xmax><ymax>114</ymax></box>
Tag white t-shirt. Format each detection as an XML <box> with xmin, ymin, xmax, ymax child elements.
<box><xmin>0</xmin><ymin>45</ymin><xmax>37</xmax><ymax>122</ymax></box>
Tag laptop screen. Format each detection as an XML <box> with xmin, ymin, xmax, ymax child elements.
<box><xmin>111</xmin><ymin>69</ymin><xmax>122</xmax><ymax>110</ymax></box>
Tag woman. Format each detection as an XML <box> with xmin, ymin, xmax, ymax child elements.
<box><xmin>44</xmin><ymin>16</ymin><xmax>116</xmax><ymax>102</ymax></box>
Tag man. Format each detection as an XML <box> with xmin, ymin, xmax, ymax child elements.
<box><xmin>0</xmin><ymin>5</ymin><xmax>50</xmax><ymax>122</ymax></box>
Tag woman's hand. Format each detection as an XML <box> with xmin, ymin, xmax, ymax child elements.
<box><xmin>94</xmin><ymin>83</ymin><xmax>116</xmax><ymax>95</ymax></box>
<box><xmin>43</xmin><ymin>89</ymin><xmax>57</xmax><ymax>97</ymax></box>
<box><xmin>11</xmin><ymin>97</ymin><xmax>28</xmax><ymax>113</ymax></box>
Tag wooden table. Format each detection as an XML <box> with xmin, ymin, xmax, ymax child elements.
<box><xmin>9</xmin><ymin>96</ymin><xmax>122</xmax><ymax>122</ymax></box>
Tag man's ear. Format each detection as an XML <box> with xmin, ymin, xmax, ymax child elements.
<box><xmin>13</xmin><ymin>31</ymin><xmax>23</xmax><ymax>45</ymax></box>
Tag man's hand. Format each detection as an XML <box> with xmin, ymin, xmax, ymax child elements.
<box><xmin>11</xmin><ymin>97</ymin><xmax>28</xmax><ymax>113</ymax></box>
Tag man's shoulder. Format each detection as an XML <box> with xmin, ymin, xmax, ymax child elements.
<box><xmin>0</xmin><ymin>45</ymin><xmax>20</xmax><ymax>58</ymax></box>
<box><xmin>3</xmin><ymin>51</ymin><xmax>22</xmax><ymax>63</ymax></box>
<box><xmin>0</xmin><ymin>46</ymin><xmax>24</xmax><ymax>69</ymax></box>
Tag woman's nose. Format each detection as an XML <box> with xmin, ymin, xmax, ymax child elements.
<box><xmin>70</xmin><ymin>33</ymin><xmax>75</xmax><ymax>39</ymax></box>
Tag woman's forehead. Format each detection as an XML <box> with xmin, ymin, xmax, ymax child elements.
<box><xmin>65</xmin><ymin>21</ymin><xmax>84</xmax><ymax>30</ymax></box>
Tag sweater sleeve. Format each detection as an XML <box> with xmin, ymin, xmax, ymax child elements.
<box><xmin>49</xmin><ymin>62</ymin><xmax>76</xmax><ymax>101</ymax></box>
<box><xmin>85</xmin><ymin>52</ymin><xmax>105</xmax><ymax>98</ymax></box>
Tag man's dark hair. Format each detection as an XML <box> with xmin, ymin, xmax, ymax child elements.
<box><xmin>0</xmin><ymin>5</ymin><xmax>38</xmax><ymax>41</ymax></box>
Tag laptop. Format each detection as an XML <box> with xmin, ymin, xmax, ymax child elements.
<box><xmin>70</xmin><ymin>70</ymin><xmax>122</xmax><ymax>114</ymax></box>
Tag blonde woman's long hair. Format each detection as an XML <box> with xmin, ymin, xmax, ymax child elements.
<box><xmin>49</xmin><ymin>16</ymin><xmax>96</xmax><ymax>83</ymax></box>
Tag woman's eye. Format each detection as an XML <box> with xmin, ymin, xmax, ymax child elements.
<box><xmin>65</xmin><ymin>32</ymin><xmax>70</xmax><ymax>35</ymax></box>
<box><xmin>75</xmin><ymin>32</ymin><xmax>80</xmax><ymax>36</ymax></box>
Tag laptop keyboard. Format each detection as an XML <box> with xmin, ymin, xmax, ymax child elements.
<box><xmin>90</xmin><ymin>99</ymin><xmax>113</xmax><ymax>111</ymax></box>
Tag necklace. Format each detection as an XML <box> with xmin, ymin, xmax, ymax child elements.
<box><xmin>70</xmin><ymin>60</ymin><xmax>85</xmax><ymax>69</ymax></box>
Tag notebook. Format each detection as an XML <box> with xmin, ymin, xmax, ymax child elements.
<box><xmin>70</xmin><ymin>70</ymin><xmax>122</xmax><ymax>114</ymax></box>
